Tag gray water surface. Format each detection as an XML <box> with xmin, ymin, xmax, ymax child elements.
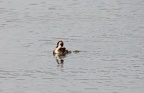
<box><xmin>0</xmin><ymin>0</ymin><xmax>144</xmax><ymax>93</ymax></box>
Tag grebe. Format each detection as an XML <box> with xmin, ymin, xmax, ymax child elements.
<box><xmin>53</xmin><ymin>40</ymin><xmax>71</xmax><ymax>55</ymax></box>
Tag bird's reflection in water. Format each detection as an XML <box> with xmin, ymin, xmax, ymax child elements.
<box><xmin>53</xmin><ymin>53</ymin><xmax>67</xmax><ymax>68</ymax></box>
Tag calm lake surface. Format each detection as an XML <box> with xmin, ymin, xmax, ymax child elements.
<box><xmin>0</xmin><ymin>0</ymin><xmax>144</xmax><ymax>93</ymax></box>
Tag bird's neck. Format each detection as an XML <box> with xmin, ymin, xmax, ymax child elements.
<box><xmin>56</xmin><ymin>45</ymin><xmax>62</xmax><ymax>50</ymax></box>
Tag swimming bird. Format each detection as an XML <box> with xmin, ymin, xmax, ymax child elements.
<box><xmin>53</xmin><ymin>40</ymin><xmax>71</xmax><ymax>56</ymax></box>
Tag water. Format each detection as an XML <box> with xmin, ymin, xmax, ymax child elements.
<box><xmin>0</xmin><ymin>0</ymin><xmax>144</xmax><ymax>93</ymax></box>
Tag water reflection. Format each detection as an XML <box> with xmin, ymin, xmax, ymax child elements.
<box><xmin>53</xmin><ymin>53</ymin><xmax>66</xmax><ymax>64</ymax></box>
